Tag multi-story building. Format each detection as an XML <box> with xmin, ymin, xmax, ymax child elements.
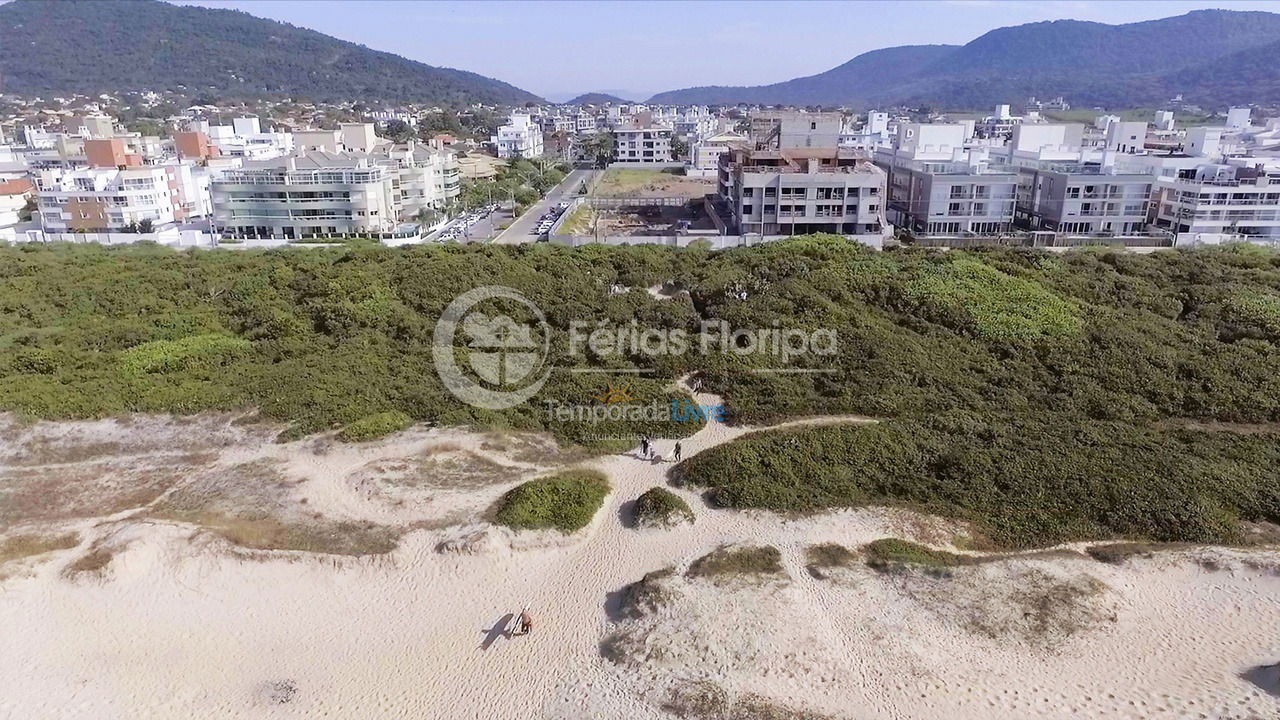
<box><xmin>874</xmin><ymin>124</ymin><xmax>1017</xmax><ymax>235</ymax></box>
<box><xmin>1010</xmin><ymin>163</ymin><xmax>1154</xmax><ymax>234</ymax></box>
<box><xmin>34</xmin><ymin>163</ymin><xmax>207</xmax><ymax>232</ymax></box>
<box><xmin>1148</xmin><ymin>160</ymin><xmax>1280</xmax><ymax>241</ymax></box>
<box><xmin>492</xmin><ymin>113</ymin><xmax>544</xmax><ymax>159</ymax></box>
<box><xmin>690</xmin><ymin>131</ymin><xmax>749</xmax><ymax>174</ymax></box>
<box><xmin>749</xmin><ymin>111</ymin><xmax>843</xmax><ymax>149</ymax></box>
<box><xmin>0</xmin><ymin>179</ymin><xmax>33</xmax><ymax>242</ymax></box>
<box><xmin>211</xmin><ymin>142</ymin><xmax>460</xmax><ymax>240</ymax></box>
<box><xmin>1003</xmin><ymin>124</ymin><xmax>1154</xmax><ymax>235</ymax></box>
<box><xmin>370</xmin><ymin>141</ymin><xmax>461</xmax><ymax>220</ymax></box>
<box><xmin>614</xmin><ymin>121</ymin><xmax>672</xmax><ymax>164</ymax></box>
<box><xmin>189</xmin><ymin>117</ymin><xmax>293</xmax><ymax>160</ymax></box>
<box><xmin>211</xmin><ymin>152</ymin><xmax>397</xmax><ymax>240</ymax></box>
<box><xmin>674</xmin><ymin>106</ymin><xmax>717</xmax><ymax>142</ymax></box>
<box><xmin>718</xmin><ymin>146</ymin><xmax>887</xmax><ymax>244</ymax></box>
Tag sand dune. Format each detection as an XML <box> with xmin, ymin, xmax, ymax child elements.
<box><xmin>1</xmin><ymin>396</ymin><xmax>1278</xmax><ymax>719</ymax></box>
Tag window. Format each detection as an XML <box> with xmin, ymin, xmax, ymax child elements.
<box><xmin>742</xmin><ymin>205</ymin><xmax>753</xmax><ymax>215</ymax></box>
<box><xmin>742</xmin><ymin>187</ymin><xmax>755</xmax><ymax>197</ymax></box>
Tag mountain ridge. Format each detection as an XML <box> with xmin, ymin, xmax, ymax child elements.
<box><xmin>0</xmin><ymin>0</ymin><xmax>544</xmax><ymax>105</ymax></box>
<box><xmin>648</xmin><ymin>10</ymin><xmax>1280</xmax><ymax>108</ymax></box>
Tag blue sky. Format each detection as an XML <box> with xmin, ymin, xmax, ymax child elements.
<box><xmin>175</xmin><ymin>1</ymin><xmax>1280</xmax><ymax>101</ymax></box>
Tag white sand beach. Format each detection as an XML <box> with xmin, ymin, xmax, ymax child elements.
<box><xmin>1</xmin><ymin>391</ymin><xmax>1278</xmax><ymax>719</ymax></box>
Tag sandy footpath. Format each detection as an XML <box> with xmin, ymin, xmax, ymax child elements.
<box><xmin>0</xmin><ymin>393</ymin><xmax>1278</xmax><ymax>719</ymax></box>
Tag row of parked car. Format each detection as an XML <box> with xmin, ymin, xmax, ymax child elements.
<box><xmin>533</xmin><ymin>202</ymin><xmax>573</xmax><ymax>236</ymax></box>
<box><xmin>437</xmin><ymin>204</ymin><xmax>500</xmax><ymax>242</ymax></box>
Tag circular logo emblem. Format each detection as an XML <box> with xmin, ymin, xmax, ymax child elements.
<box><xmin>433</xmin><ymin>286</ymin><xmax>552</xmax><ymax>410</ymax></box>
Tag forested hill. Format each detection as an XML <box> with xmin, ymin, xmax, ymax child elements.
<box><xmin>648</xmin><ymin>9</ymin><xmax>1280</xmax><ymax>108</ymax></box>
<box><xmin>566</xmin><ymin>93</ymin><xmax>632</xmax><ymax>105</ymax></box>
<box><xmin>0</xmin><ymin>0</ymin><xmax>544</xmax><ymax>105</ymax></box>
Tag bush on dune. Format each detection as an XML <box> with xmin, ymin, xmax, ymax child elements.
<box><xmin>495</xmin><ymin>470</ymin><xmax>610</xmax><ymax>533</ymax></box>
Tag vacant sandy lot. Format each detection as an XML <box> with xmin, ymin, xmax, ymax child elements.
<box><xmin>597</xmin><ymin>168</ymin><xmax>717</xmax><ymax>199</ymax></box>
<box><xmin>1</xmin><ymin>396</ymin><xmax>1279</xmax><ymax>719</ymax></box>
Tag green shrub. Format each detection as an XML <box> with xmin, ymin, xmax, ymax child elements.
<box><xmin>633</xmin><ymin>486</ymin><xmax>694</xmax><ymax>527</ymax></box>
<box><xmin>862</xmin><ymin>538</ymin><xmax>967</xmax><ymax>570</ymax></box>
<box><xmin>685</xmin><ymin>544</ymin><xmax>784</xmax><ymax>581</ymax></box>
<box><xmin>675</xmin><ymin>413</ymin><xmax>1280</xmax><ymax>549</ymax></box>
<box><xmin>120</xmin><ymin>333</ymin><xmax>250</xmax><ymax>374</ymax></box>
<box><xmin>339</xmin><ymin>410</ymin><xmax>413</xmax><ymax>442</ymax></box>
<box><xmin>1223</xmin><ymin>290</ymin><xmax>1280</xmax><ymax>339</ymax></box>
<box><xmin>902</xmin><ymin>257</ymin><xmax>1082</xmax><ymax>341</ymax></box>
<box><xmin>494</xmin><ymin>470</ymin><xmax>610</xmax><ymax>533</ymax></box>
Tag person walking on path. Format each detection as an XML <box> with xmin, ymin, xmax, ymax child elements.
<box><xmin>673</xmin><ymin>442</ymin><xmax>682</xmax><ymax>462</ymax></box>
<box><xmin>640</xmin><ymin>436</ymin><xmax>651</xmax><ymax>459</ymax></box>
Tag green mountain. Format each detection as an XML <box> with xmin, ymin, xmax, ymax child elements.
<box><xmin>0</xmin><ymin>0</ymin><xmax>544</xmax><ymax>105</ymax></box>
<box><xmin>649</xmin><ymin>10</ymin><xmax>1280</xmax><ymax>108</ymax></box>
<box><xmin>565</xmin><ymin>92</ymin><xmax>631</xmax><ymax>105</ymax></box>
<box><xmin>649</xmin><ymin>45</ymin><xmax>956</xmax><ymax>107</ymax></box>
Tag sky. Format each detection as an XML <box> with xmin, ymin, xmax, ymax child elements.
<box><xmin>174</xmin><ymin>1</ymin><xmax>1280</xmax><ymax>102</ymax></box>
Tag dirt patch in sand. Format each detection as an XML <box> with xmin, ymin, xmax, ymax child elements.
<box><xmin>661</xmin><ymin>681</ymin><xmax>842</xmax><ymax>720</ymax></box>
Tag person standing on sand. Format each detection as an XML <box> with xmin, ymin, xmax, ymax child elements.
<box><xmin>640</xmin><ymin>436</ymin><xmax>651</xmax><ymax>459</ymax></box>
<box><xmin>674</xmin><ymin>442</ymin><xmax>682</xmax><ymax>462</ymax></box>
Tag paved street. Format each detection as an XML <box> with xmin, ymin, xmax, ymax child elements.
<box><xmin>493</xmin><ymin>168</ymin><xmax>599</xmax><ymax>244</ymax></box>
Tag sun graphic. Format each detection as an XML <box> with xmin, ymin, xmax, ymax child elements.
<box><xmin>592</xmin><ymin>380</ymin><xmax>637</xmax><ymax>405</ymax></box>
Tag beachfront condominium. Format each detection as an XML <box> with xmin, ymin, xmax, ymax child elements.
<box><xmin>211</xmin><ymin>152</ymin><xmax>397</xmax><ymax>240</ymax></box>
<box><xmin>873</xmin><ymin>124</ymin><xmax>1018</xmax><ymax>236</ymax></box>
<box><xmin>614</xmin><ymin>117</ymin><xmax>673</xmax><ymax>164</ymax></box>
<box><xmin>492</xmin><ymin>113</ymin><xmax>544</xmax><ymax>159</ymax></box>
<box><xmin>1145</xmin><ymin>157</ymin><xmax>1280</xmax><ymax>242</ymax></box>
<box><xmin>1003</xmin><ymin>124</ymin><xmax>1155</xmax><ymax>235</ymax></box>
<box><xmin>210</xmin><ymin>142</ymin><xmax>460</xmax><ymax>240</ymax></box>
<box><xmin>717</xmin><ymin>145</ymin><xmax>888</xmax><ymax>244</ymax></box>
<box><xmin>370</xmin><ymin>141</ymin><xmax>461</xmax><ymax>220</ymax></box>
<box><xmin>34</xmin><ymin>162</ymin><xmax>208</xmax><ymax>232</ymax></box>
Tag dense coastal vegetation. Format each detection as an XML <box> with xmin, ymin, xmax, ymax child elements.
<box><xmin>3</xmin><ymin>236</ymin><xmax>1280</xmax><ymax>543</ymax></box>
<box><xmin>4</xmin><ymin>237</ymin><xmax>1280</xmax><ymax>437</ymax></box>
<box><xmin>674</xmin><ymin>414</ymin><xmax>1280</xmax><ymax>548</ymax></box>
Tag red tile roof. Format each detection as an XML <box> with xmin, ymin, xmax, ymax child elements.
<box><xmin>0</xmin><ymin>179</ymin><xmax>34</xmax><ymax>196</ymax></box>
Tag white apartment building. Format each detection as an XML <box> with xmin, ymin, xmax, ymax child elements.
<box><xmin>874</xmin><ymin>124</ymin><xmax>1018</xmax><ymax>236</ymax></box>
<box><xmin>492</xmin><ymin>113</ymin><xmax>544</xmax><ymax>159</ymax></box>
<box><xmin>614</xmin><ymin>123</ymin><xmax>672</xmax><ymax>164</ymax></box>
<box><xmin>192</xmin><ymin>117</ymin><xmax>293</xmax><ymax>160</ymax></box>
<box><xmin>211</xmin><ymin>152</ymin><xmax>397</xmax><ymax>240</ymax></box>
<box><xmin>211</xmin><ymin>142</ymin><xmax>460</xmax><ymax>240</ymax></box>
<box><xmin>673</xmin><ymin>106</ymin><xmax>716</xmax><ymax>141</ymax></box>
<box><xmin>34</xmin><ymin>163</ymin><xmax>206</xmax><ymax>232</ymax></box>
<box><xmin>370</xmin><ymin>141</ymin><xmax>461</xmax><ymax>219</ymax></box>
<box><xmin>719</xmin><ymin>146</ymin><xmax>888</xmax><ymax>245</ymax></box>
<box><xmin>976</xmin><ymin>104</ymin><xmax>1025</xmax><ymax>138</ymax></box>
<box><xmin>1003</xmin><ymin>124</ymin><xmax>1155</xmax><ymax>235</ymax></box>
<box><xmin>691</xmin><ymin>131</ymin><xmax>749</xmax><ymax>174</ymax></box>
<box><xmin>1146</xmin><ymin>159</ymin><xmax>1280</xmax><ymax>242</ymax></box>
